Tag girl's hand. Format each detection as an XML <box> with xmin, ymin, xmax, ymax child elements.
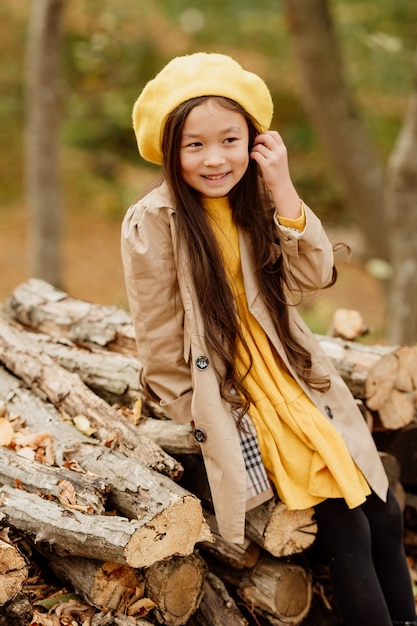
<box><xmin>250</xmin><ymin>130</ymin><xmax>301</xmax><ymax>218</ymax></box>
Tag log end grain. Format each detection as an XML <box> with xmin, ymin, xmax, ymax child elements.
<box><xmin>145</xmin><ymin>553</ymin><xmax>206</xmax><ymax>626</ymax></box>
<box><xmin>239</xmin><ymin>557</ymin><xmax>312</xmax><ymax>625</ymax></box>
<box><xmin>125</xmin><ymin>496</ymin><xmax>211</xmax><ymax>569</ymax></box>
<box><xmin>264</xmin><ymin>504</ymin><xmax>317</xmax><ymax>558</ymax></box>
<box><xmin>0</xmin><ymin>540</ymin><xmax>28</xmax><ymax>606</ymax></box>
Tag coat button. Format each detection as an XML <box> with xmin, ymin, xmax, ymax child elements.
<box><xmin>324</xmin><ymin>405</ymin><xmax>334</xmax><ymax>419</ymax></box>
<box><xmin>193</xmin><ymin>427</ymin><xmax>206</xmax><ymax>443</ymax></box>
<box><xmin>195</xmin><ymin>355</ymin><xmax>209</xmax><ymax>371</ymax></box>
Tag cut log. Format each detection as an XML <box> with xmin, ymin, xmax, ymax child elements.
<box><xmin>245</xmin><ymin>498</ymin><xmax>317</xmax><ymax>558</ymax></box>
<box><xmin>317</xmin><ymin>335</ymin><xmax>395</xmax><ymax>399</ymax></box>
<box><xmin>364</xmin><ymin>345</ymin><xmax>417</xmax><ymax>428</ymax></box>
<box><xmin>35</xmin><ymin>544</ymin><xmax>201</xmax><ymax>625</ymax></box>
<box><xmin>7</xmin><ymin>281</ymin><xmax>416</xmax><ymax>432</ymax></box>
<box><xmin>6</xmin><ymin>278</ymin><xmax>137</xmax><ymax>355</ymax></box>
<box><xmin>188</xmin><ymin>572</ymin><xmax>249</xmax><ymax>626</ymax></box>
<box><xmin>0</xmin><ymin>316</ymin><xmax>182</xmax><ymax>480</ymax></box>
<box><xmin>0</xmin><ymin>447</ymin><xmax>107</xmax><ymax>514</ymax></box>
<box><xmin>144</xmin><ymin>553</ymin><xmax>206</xmax><ymax>626</ymax></box>
<box><xmin>16</xmin><ymin>328</ymin><xmax>170</xmax><ymax>422</ymax></box>
<box><xmin>0</xmin><ymin>367</ymin><xmax>212</xmax><ymax>564</ymax></box>
<box><xmin>0</xmin><ymin>537</ymin><xmax>28</xmax><ymax>606</ymax></box>
<box><xmin>0</xmin><ymin>484</ymin><xmax>207</xmax><ymax>569</ymax></box>
<box><xmin>22</xmin><ymin>328</ymin><xmax>142</xmax><ymax>407</ymax></box>
<box><xmin>34</xmin><ymin>545</ymin><xmax>150</xmax><ymax>615</ymax></box>
<box><xmin>210</xmin><ymin>554</ymin><xmax>312</xmax><ymax>626</ymax></box>
<box><xmin>318</xmin><ymin>336</ymin><xmax>417</xmax><ymax>429</ymax></box>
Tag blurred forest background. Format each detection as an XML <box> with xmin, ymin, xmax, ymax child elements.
<box><xmin>1</xmin><ymin>0</ymin><xmax>416</xmax><ymax>342</ymax></box>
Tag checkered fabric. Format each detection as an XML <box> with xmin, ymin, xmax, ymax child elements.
<box><xmin>233</xmin><ymin>411</ymin><xmax>271</xmax><ymax>500</ymax></box>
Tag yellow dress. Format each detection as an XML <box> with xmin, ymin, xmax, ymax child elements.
<box><xmin>204</xmin><ymin>196</ymin><xmax>370</xmax><ymax>510</ymax></box>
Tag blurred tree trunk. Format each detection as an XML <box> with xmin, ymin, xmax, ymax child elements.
<box><xmin>283</xmin><ymin>0</ymin><xmax>417</xmax><ymax>344</ymax></box>
<box><xmin>25</xmin><ymin>0</ymin><xmax>64</xmax><ymax>286</ymax></box>
<box><xmin>385</xmin><ymin>52</ymin><xmax>417</xmax><ymax>344</ymax></box>
<box><xmin>282</xmin><ymin>0</ymin><xmax>388</xmax><ymax>261</ymax></box>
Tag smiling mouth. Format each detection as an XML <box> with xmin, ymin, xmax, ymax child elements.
<box><xmin>203</xmin><ymin>172</ymin><xmax>229</xmax><ymax>181</ymax></box>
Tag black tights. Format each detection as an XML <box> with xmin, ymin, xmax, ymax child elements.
<box><xmin>314</xmin><ymin>489</ymin><xmax>416</xmax><ymax>626</ymax></box>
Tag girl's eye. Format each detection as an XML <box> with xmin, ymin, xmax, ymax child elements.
<box><xmin>224</xmin><ymin>137</ymin><xmax>237</xmax><ymax>144</ymax></box>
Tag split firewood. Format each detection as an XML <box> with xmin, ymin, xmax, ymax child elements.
<box><xmin>180</xmin><ymin>454</ymin><xmax>315</xmax><ymax>560</ymax></box>
<box><xmin>0</xmin><ymin>484</ymin><xmax>208</xmax><ymax>569</ymax></box>
<box><xmin>15</xmin><ymin>327</ymin><xmax>169</xmax><ymax>422</ymax></box>
<box><xmin>210</xmin><ymin>554</ymin><xmax>312</xmax><ymax>626</ymax></box>
<box><xmin>6</xmin><ymin>278</ymin><xmax>137</xmax><ymax>355</ymax></box>
<box><xmin>0</xmin><ymin>367</ymin><xmax>212</xmax><ymax>564</ymax></box>
<box><xmin>21</xmin><ymin>328</ymin><xmax>142</xmax><ymax>407</ymax></box>
<box><xmin>245</xmin><ymin>498</ymin><xmax>317</xmax><ymax>558</ymax></box>
<box><xmin>40</xmin><ymin>551</ymin><xmax>206</xmax><ymax>626</ymax></box>
<box><xmin>0</xmin><ymin>534</ymin><xmax>28</xmax><ymax>606</ymax></box>
<box><xmin>7</xmin><ymin>281</ymin><xmax>417</xmax><ymax>432</ymax></box>
<box><xmin>199</xmin><ymin>510</ymin><xmax>260</xmax><ymax>570</ymax></box>
<box><xmin>33</xmin><ymin>545</ymin><xmax>153</xmax><ymax>617</ymax></box>
<box><xmin>364</xmin><ymin>345</ymin><xmax>417</xmax><ymax>429</ymax></box>
<box><xmin>188</xmin><ymin>572</ymin><xmax>249</xmax><ymax>626</ymax></box>
<box><xmin>0</xmin><ymin>447</ymin><xmax>107</xmax><ymax>514</ymax></box>
<box><xmin>0</xmin><ymin>315</ymin><xmax>182</xmax><ymax>480</ymax></box>
<box><xmin>144</xmin><ymin>553</ymin><xmax>206</xmax><ymax>626</ymax></box>
<box><xmin>318</xmin><ymin>336</ymin><xmax>417</xmax><ymax>429</ymax></box>
<box><xmin>317</xmin><ymin>335</ymin><xmax>395</xmax><ymax>399</ymax></box>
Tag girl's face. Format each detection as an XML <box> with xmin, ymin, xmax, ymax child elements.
<box><xmin>179</xmin><ymin>98</ymin><xmax>250</xmax><ymax>197</ymax></box>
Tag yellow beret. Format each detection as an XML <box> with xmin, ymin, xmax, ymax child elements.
<box><xmin>133</xmin><ymin>52</ymin><xmax>274</xmax><ymax>164</ymax></box>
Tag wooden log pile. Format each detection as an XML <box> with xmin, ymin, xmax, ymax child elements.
<box><xmin>0</xmin><ymin>279</ymin><xmax>415</xmax><ymax>626</ymax></box>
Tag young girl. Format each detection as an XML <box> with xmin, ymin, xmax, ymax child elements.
<box><xmin>121</xmin><ymin>53</ymin><xmax>416</xmax><ymax>626</ymax></box>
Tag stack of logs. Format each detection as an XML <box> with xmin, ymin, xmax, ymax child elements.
<box><xmin>0</xmin><ymin>279</ymin><xmax>416</xmax><ymax>626</ymax></box>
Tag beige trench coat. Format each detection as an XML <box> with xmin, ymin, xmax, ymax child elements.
<box><xmin>121</xmin><ymin>182</ymin><xmax>388</xmax><ymax>543</ymax></box>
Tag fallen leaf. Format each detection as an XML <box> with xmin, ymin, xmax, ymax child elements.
<box><xmin>34</xmin><ymin>592</ymin><xmax>83</xmax><ymax>610</ymax></box>
<box><xmin>127</xmin><ymin>596</ymin><xmax>156</xmax><ymax>616</ymax></box>
<box><xmin>0</xmin><ymin>417</ymin><xmax>14</xmax><ymax>446</ymax></box>
<box><xmin>17</xmin><ymin>446</ymin><xmax>36</xmax><ymax>461</ymax></box>
<box><xmin>58</xmin><ymin>480</ymin><xmax>77</xmax><ymax>506</ymax></box>
<box><xmin>73</xmin><ymin>415</ymin><xmax>97</xmax><ymax>437</ymax></box>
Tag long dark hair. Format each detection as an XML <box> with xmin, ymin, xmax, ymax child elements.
<box><xmin>161</xmin><ymin>96</ymin><xmax>332</xmax><ymax>418</ymax></box>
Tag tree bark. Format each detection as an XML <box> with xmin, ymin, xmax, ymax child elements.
<box><xmin>282</xmin><ymin>0</ymin><xmax>387</xmax><ymax>261</ymax></box>
<box><xmin>318</xmin><ymin>336</ymin><xmax>417</xmax><ymax>430</ymax></box>
<box><xmin>25</xmin><ymin>1</ymin><xmax>64</xmax><ymax>285</ymax></box>
<box><xmin>0</xmin><ymin>485</ymin><xmax>206</xmax><ymax>569</ymax></box>
<box><xmin>0</xmin><ymin>447</ymin><xmax>107</xmax><ymax>514</ymax></box>
<box><xmin>188</xmin><ymin>572</ymin><xmax>249</xmax><ymax>626</ymax></box>
<box><xmin>0</xmin><ymin>315</ymin><xmax>182</xmax><ymax>480</ymax></box>
<box><xmin>0</xmin><ymin>367</ymin><xmax>212</xmax><ymax>568</ymax></box>
<box><xmin>6</xmin><ymin>278</ymin><xmax>138</xmax><ymax>355</ymax></box>
<box><xmin>32</xmin><ymin>547</ymin><xmax>146</xmax><ymax>614</ymax></box>
<box><xmin>7</xmin><ymin>281</ymin><xmax>416</xmax><ymax>432</ymax></box>
<box><xmin>385</xmin><ymin>51</ymin><xmax>417</xmax><ymax>344</ymax></box>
